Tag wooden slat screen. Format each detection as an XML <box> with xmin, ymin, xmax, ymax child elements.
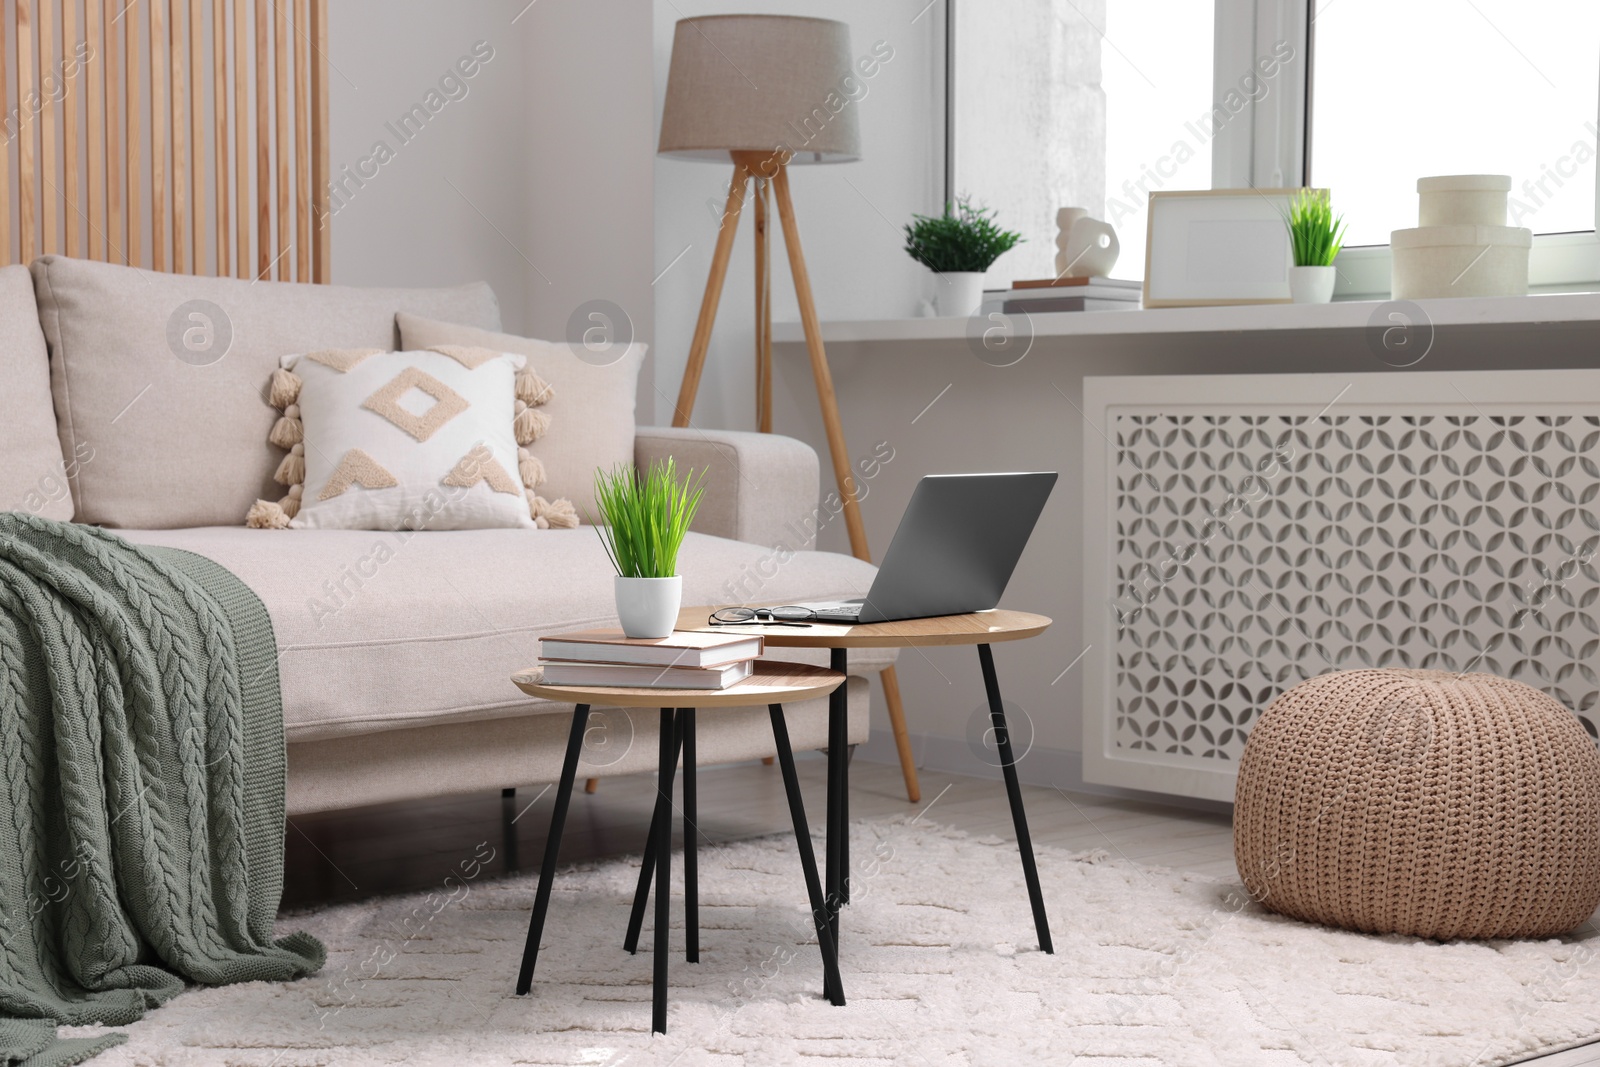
<box><xmin>0</xmin><ymin>0</ymin><xmax>330</xmax><ymax>280</ymax></box>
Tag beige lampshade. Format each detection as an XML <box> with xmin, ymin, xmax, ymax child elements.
<box><xmin>658</xmin><ymin>15</ymin><xmax>862</xmax><ymax>165</ymax></box>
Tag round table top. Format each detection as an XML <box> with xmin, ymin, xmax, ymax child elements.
<box><xmin>511</xmin><ymin>659</ymin><xmax>845</xmax><ymax>708</ymax></box>
<box><xmin>674</xmin><ymin>606</ymin><xmax>1052</xmax><ymax>649</ymax></box>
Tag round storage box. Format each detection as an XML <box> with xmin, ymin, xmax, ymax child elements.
<box><xmin>1234</xmin><ymin>669</ymin><xmax>1600</xmax><ymax>940</ymax></box>
<box><xmin>1390</xmin><ymin>224</ymin><xmax>1531</xmax><ymax>300</ymax></box>
<box><xmin>1417</xmin><ymin>174</ymin><xmax>1511</xmax><ymax>226</ymax></box>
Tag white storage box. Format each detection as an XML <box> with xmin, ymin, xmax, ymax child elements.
<box><xmin>1417</xmin><ymin>174</ymin><xmax>1511</xmax><ymax>227</ymax></box>
<box><xmin>1390</xmin><ymin>224</ymin><xmax>1531</xmax><ymax>299</ymax></box>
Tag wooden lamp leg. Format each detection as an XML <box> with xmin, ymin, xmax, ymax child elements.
<box><xmin>769</xmin><ymin>164</ymin><xmax>922</xmax><ymax>804</ymax></box>
<box><xmin>756</xmin><ymin>177</ymin><xmax>776</xmax><ymax>770</ymax></box>
<box><xmin>672</xmin><ymin>159</ymin><xmax>752</xmax><ymax>428</ymax></box>
<box><xmin>754</xmin><ymin>176</ymin><xmax>774</xmax><ymax>434</ymax></box>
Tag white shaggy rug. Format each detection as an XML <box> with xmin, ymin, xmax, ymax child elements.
<box><xmin>68</xmin><ymin>818</ymin><xmax>1600</xmax><ymax>1067</ymax></box>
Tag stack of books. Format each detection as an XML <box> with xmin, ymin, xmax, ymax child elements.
<box><xmin>536</xmin><ymin>628</ymin><xmax>765</xmax><ymax>689</ymax></box>
<box><xmin>980</xmin><ymin>276</ymin><xmax>1142</xmax><ymax>316</ymax></box>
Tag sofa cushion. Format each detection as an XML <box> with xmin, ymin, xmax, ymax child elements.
<box><xmin>31</xmin><ymin>256</ymin><xmax>502</xmax><ymax>529</ymax></box>
<box><xmin>119</xmin><ymin>527</ymin><xmax>893</xmax><ymax>743</ymax></box>
<box><xmin>397</xmin><ymin>312</ymin><xmax>645</xmax><ymax>520</ymax></box>
<box><xmin>0</xmin><ymin>265</ymin><xmax>73</xmax><ymax>520</ymax></box>
<box><xmin>258</xmin><ymin>348</ymin><xmax>564</xmax><ymax>531</ymax></box>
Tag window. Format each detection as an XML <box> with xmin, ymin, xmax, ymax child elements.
<box><xmin>948</xmin><ymin>0</ymin><xmax>1600</xmax><ymax>291</ymax></box>
<box><xmin>950</xmin><ymin>0</ymin><xmax>1215</xmax><ymax>282</ymax></box>
<box><xmin>1310</xmin><ymin>0</ymin><xmax>1600</xmax><ymax>246</ymax></box>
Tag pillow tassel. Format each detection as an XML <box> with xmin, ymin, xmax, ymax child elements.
<box><xmin>269</xmin><ymin>368</ymin><xmax>302</xmax><ymax>409</ymax></box>
<box><xmin>516</xmin><ymin>368</ymin><xmax>554</xmax><ymax>406</ymax></box>
<box><xmin>514</xmin><ymin>400</ymin><xmax>551</xmax><ymax>445</ymax></box>
<box><xmin>246</xmin><ymin>499</ymin><xmax>291</xmax><ymax>529</ymax></box>
<box><xmin>279</xmin><ymin>483</ymin><xmax>303</xmax><ymax>520</ymax></box>
<box><xmin>268</xmin><ymin>404</ymin><xmax>304</xmax><ymax>449</ymax></box>
<box><xmin>274</xmin><ymin>443</ymin><xmax>306</xmax><ymax>487</ymax></box>
<box><xmin>530</xmin><ymin>494</ymin><xmax>579</xmax><ymax>530</ymax></box>
<box><xmin>517</xmin><ymin>447</ymin><xmax>546</xmax><ymax>489</ymax></box>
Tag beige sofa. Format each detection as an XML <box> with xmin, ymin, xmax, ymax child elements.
<box><xmin>5</xmin><ymin>256</ymin><xmax>891</xmax><ymax>815</ymax></box>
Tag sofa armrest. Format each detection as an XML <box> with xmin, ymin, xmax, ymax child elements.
<box><xmin>634</xmin><ymin>426</ymin><xmax>819</xmax><ymax>549</ymax></box>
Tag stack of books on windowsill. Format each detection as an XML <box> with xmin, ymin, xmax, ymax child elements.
<box><xmin>536</xmin><ymin>628</ymin><xmax>765</xmax><ymax>689</ymax></box>
<box><xmin>981</xmin><ymin>276</ymin><xmax>1142</xmax><ymax>315</ymax></box>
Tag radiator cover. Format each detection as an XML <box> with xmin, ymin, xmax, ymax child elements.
<box><xmin>1082</xmin><ymin>371</ymin><xmax>1600</xmax><ymax>801</ymax></box>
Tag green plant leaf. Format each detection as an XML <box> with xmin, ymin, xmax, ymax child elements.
<box><xmin>1284</xmin><ymin>188</ymin><xmax>1347</xmax><ymax>268</ymax></box>
<box><xmin>586</xmin><ymin>458</ymin><xmax>705</xmax><ymax>578</ymax></box>
<box><xmin>904</xmin><ymin>196</ymin><xmax>1024</xmax><ymax>273</ymax></box>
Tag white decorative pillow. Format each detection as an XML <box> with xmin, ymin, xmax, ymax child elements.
<box><xmin>396</xmin><ymin>313</ymin><xmax>646</xmax><ymax>520</ymax></box>
<box><xmin>244</xmin><ymin>346</ymin><xmax>578</xmax><ymax>531</ymax></box>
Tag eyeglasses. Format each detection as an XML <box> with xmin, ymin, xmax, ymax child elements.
<box><xmin>708</xmin><ymin>606</ymin><xmax>817</xmax><ymax>627</ymax></box>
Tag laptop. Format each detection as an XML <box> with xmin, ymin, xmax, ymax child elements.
<box><xmin>791</xmin><ymin>472</ymin><xmax>1057</xmax><ymax>624</ymax></box>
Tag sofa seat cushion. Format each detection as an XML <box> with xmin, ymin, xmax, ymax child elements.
<box><xmin>119</xmin><ymin>527</ymin><xmax>894</xmax><ymax>743</ymax></box>
<box><xmin>31</xmin><ymin>256</ymin><xmax>502</xmax><ymax>530</ymax></box>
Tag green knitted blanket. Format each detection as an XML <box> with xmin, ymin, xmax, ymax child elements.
<box><xmin>0</xmin><ymin>515</ymin><xmax>324</xmax><ymax>1067</ymax></box>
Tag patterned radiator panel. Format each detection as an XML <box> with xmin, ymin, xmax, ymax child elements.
<box><xmin>1108</xmin><ymin>411</ymin><xmax>1600</xmax><ymax>772</ymax></box>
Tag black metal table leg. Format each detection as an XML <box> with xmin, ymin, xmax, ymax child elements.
<box><xmin>625</xmin><ymin>712</ymin><xmax>685</xmax><ymax>954</ymax></box>
<box><xmin>824</xmin><ymin>646</ymin><xmax>848</xmax><ymax>947</ymax></box>
<box><xmin>652</xmin><ymin>707</ymin><xmax>678</xmax><ymax>1034</ymax></box>
<box><xmin>769</xmin><ymin>703</ymin><xmax>845</xmax><ymax>1006</ymax></box>
<box><xmin>977</xmin><ymin>644</ymin><xmax>1054</xmax><ymax>954</ymax></box>
<box><xmin>682</xmin><ymin>707</ymin><xmax>698</xmax><ymax>963</ymax></box>
<box><xmin>516</xmin><ymin>703</ymin><xmax>592</xmax><ymax>995</ymax></box>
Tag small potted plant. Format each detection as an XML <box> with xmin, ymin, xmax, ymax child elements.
<box><xmin>591</xmin><ymin>458</ymin><xmax>704</xmax><ymax>638</ymax></box>
<box><xmin>904</xmin><ymin>197</ymin><xmax>1023</xmax><ymax>317</ymax></box>
<box><xmin>1285</xmin><ymin>189</ymin><xmax>1346</xmax><ymax>304</ymax></box>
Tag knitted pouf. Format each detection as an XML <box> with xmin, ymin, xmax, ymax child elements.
<box><xmin>1234</xmin><ymin>669</ymin><xmax>1600</xmax><ymax>940</ymax></box>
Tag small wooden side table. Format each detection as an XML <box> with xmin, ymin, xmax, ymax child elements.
<box><xmin>510</xmin><ymin>660</ymin><xmax>847</xmax><ymax>1034</ymax></box>
<box><xmin>655</xmin><ymin>608</ymin><xmax>1056</xmax><ymax>958</ymax></box>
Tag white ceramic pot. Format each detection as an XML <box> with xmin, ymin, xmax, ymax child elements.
<box><xmin>614</xmin><ymin>575</ymin><xmax>682</xmax><ymax>639</ymax></box>
<box><xmin>1288</xmin><ymin>264</ymin><xmax>1336</xmax><ymax>304</ymax></box>
<box><xmin>933</xmin><ymin>271</ymin><xmax>985</xmax><ymax>317</ymax></box>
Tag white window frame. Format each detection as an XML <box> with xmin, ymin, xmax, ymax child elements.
<box><xmin>1214</xmin><ymin>0</ymin><xmax>1600</xmax><ymax>297</ymax></box>
<box><xmin>944</xmin><ymin>0</ymin><xmax>1600</xmax><ymax>296</ymax></box>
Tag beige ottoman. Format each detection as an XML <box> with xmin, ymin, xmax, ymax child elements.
<box><xmin>1234</xmin><ymin>669</ymin><xmax>1600</xmax><ymax>939</ymax></box>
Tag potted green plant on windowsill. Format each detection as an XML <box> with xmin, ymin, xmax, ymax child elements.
<box><xmin>1285</xmin><ymin>188</ymin><xmax>1347</xmax><ymax>304</ymax></box>
<box><xmin>591</xmin><ymin>458</ymin><xmax>705</xmax><ymax>639</ymax></box>
<box><xmin>904</xmin><ymin>197</ymin><xmax>1023</xmax><ymax>317</ymax></box>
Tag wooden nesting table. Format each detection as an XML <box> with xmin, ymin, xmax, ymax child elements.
<box><xmin>664</xmin><ymin>607</ymin><xmax>1057</xmax><ymax>958</ymax></box>
<box><xmin>509</xmin><ymin>659</ymin><xmax>846</xmax><ymax>1034</ymax></box>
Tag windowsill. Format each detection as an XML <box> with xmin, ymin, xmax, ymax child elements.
<box><xmin>771</xmin><ymin>291</ymin><xmax>1600</xmax><ymax>346</ymax></box>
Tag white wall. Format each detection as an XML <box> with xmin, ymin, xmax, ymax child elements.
<box><xmin>650</xmin><ymin>0</ymin><xmax>945</xmax><ymax>430</ymax></box>
<box><xmin>329</xmin><ymin>0</ymin><xmax>656</xmax><ymax>415</ymax></box>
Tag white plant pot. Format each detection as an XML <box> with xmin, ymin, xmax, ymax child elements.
<box><xmin>933</xmin><ymin>271</ymin><xmax>985</xmax><ymax>317</ymax></box>
<box><xmin>1288</xmin><ymin>265</ymin><xmax>1336</xmax><ymax>304</ymax></box>
<box><xmin>614</xmin><ymin>575</ymin><xmax>682</xmax><ymax>639</ymax></box>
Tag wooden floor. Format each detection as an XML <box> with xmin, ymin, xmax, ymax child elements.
<box><xmin>281</xmin><ymin>756</ymin><xmax>1598</xmax><ymax>1066</ymax></box>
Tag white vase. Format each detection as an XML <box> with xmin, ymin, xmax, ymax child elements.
<box><xmin>1054</xmin><ymin>207</ymin><xmax>1121</xmax><ymax>278</ymax></box>
<box><xmin>614</xmin><ymin>575</ymin><xmax>682</xmax><ymax>639</ymax></box>
<box><xmin>1288</xmin><ymin>265</ymin><xmax>1336</xmax><ymax>304</ymax></box>
<box><xmin>933</xmin><ymin>271</ymin><xmax>985</xmax><ymax>317</ymax></box>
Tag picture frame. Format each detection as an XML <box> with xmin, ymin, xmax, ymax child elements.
<box><xmin>1142</xmin><ymin>188</ymin><xmax>1315</xmax><ymax>308</ymax></box>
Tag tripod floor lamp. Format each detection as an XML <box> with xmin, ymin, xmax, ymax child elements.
<box><xmin>660</xmin><ymin>14</ymin><xmax>921</xmax><ymax>803</ymax></box>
